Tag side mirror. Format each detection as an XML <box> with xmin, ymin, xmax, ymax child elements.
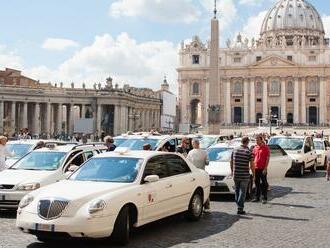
<box><xmin>144</xmin><ymin>175</ymin><xmax>160</xmax><ymax>183</ymax></box>
<box><xmin>68</xmin><ymin>164</ymin><xmax>79</xmax><ymax>172</ymax></box>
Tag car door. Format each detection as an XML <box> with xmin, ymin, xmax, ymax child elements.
<box><xmin>268</xmin><ymin>145</ymin><xmax>292</xmax><ymax>179</ymax></box>
<box><xmin>303</xmin><ymin>138</ymin><xmax>314</xmax><ymax>167</ymax></box>
<box><xmin>141</xmin><ymin>155</ymin><xmax>174</xmax><ymax>222</ymax></box>
<box><xmin>164</xmin><ymin>154</ymin><xmax>194</xmax><ymax>212</ymax></box>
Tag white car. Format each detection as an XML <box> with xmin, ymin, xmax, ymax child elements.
<box><xmin>268</xmin><ymin>136</ymin><xmax>318</xmax><ymax>176</ymax></box>
<box><xmin>313</xmin><ymin>138</ymin><xmax>330</xmax><ymax>169</ymax></box>
<box><xmin>16</xmin><ymin>150</ymin><xmax>210</xmax><ymax>245</ymax></box>
<box><xmin>206</xmin><ymin>143</ymin><xmax>293</xmax><ymax>195</ymax></box>
<box><xmin>0</xmin><ymin>144</ymin><xmax>104</xmax><ymax>209</ymax></box>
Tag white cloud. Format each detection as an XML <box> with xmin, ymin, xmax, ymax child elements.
<box><xmin>42</xmin><ymin>38</ymin><xmax>79</xmax><ymax>51</ymax></box>
<box><xmin>27</xmin><ymin>33</ymin><xmax>178</xmax><ymax>91</ymax></box>
<box><xmin>239</xmin><ymin>0</ymin><xmax>263</xmax><ymax>5</ymax></box>
<box><xmin>109</xmin><ymin>0</ymin><xmax>200</xmax><ymax>24</ymax></box>
<box><xmin>241</xmin><ymin>10</ymin><xmax>267</xmax><ymax>39</ymax></box>
<box><xmin>322</xmin><ymin>15</ymin><xmax>330</xmax><ymax>37</ymax></box>
<box><xmin>0</xmin><ymin>45</ymin><xmax>23</xmax><ymax>70</ymax></box>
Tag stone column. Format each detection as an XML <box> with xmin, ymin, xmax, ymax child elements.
<box><xmin>113</xmin><ymin>105</ymin><xmax>121</xmax><ymax>135</ymax></box>
<box><xmin>281</xmin><ymin>78</ymin><xmax>287</xmax><ymax>123</ymax></box>
<box><xmin>0</xmin><ymin>100</ymin><xmax>4</xmax><ymax>134</ymax></box>
<box><xmin>243</xmin><ymin>78</ymin><xmax>249</xmax><ymax>124</ymax></box>
<box><xmin>120</xmin><ymin>106</ymin><xmax>128</xmax><ymax>133</ymax></box>
<box><xmin>34</xmin><ymin>103</ymin><xmax>40</xmax><ymax>136</ymax></box>
<box><xmin>263</xmin><ymin>78</ymin><xmax>268</xmax><ymax>122</ymax></box>
<box><xmin>96</xmin><ymin>104</ymin><xmax>102</xmax><ymax>137</ymax></box>
<box><xmin>301</xmin><ymin>77</ymin><xmax>306</xmax><ymax>123</ymax></box>
<box><xmin>293</xmin><ymin>77</ymin><xmax>300</xmax><ymax>124</ymax></box>
<box><xmin>57</xmin><ymin>103</ymin><xmax>63</xmax><ymax>134</ymax></box>
<box><xmin>22</xmin><ymin>102</ymin><xmax>28</xmax><ymax>129</ymax></box>
<box><xmin>319</xmin><ymin>77</ymin><xmax>326</xmax><ymax>124</ymax></box>
<box><xmin>225</xmin><ymin>79</ymin><xmax>231</xmax><ymax>124</ymax></box>
<box><xmin>250</xmin><ymin>78</ymin><xmax>256</xmax><ymax>124</ymax></box>
<box><xmin>11</xmin><ymin>102</ymin><xmax>16</xmax><ymax>135</ymax></box>
<box><xmin>81</xmin><ymin>104</ymin><xmax>86</xmax><ymax>119</ymax></box>
<box><xmin>69</xmin><ymin>104</ymin><xmax>75</xmax><ymax>135</ymax></box>
<box><xmin>46</xmin><ymin>102</ymin><xmax>51</xmax><ymax>137</ymax></box>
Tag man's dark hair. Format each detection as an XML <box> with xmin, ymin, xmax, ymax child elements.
<box><xmin>241</xmin><ymin>136</ymin><xmax>250</xmax><ymax>145</ymax></box>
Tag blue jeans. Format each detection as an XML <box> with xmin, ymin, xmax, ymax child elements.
<box><xmin>234</xmin><ymin>179</ymin><xmax>249</xmax><ymax>210</ymax></box>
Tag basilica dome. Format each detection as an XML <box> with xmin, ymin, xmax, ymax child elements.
<box><xmin>260</xmin><ymin>0</ymin><xmax>324</xmax><ymax>36</ymax></box>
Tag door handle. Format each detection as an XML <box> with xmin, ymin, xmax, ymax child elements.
<box><xmin>165</xmin><ymin>184</ymin><xmax>172</xmax><ymax>189</ymax></box>
<box><xmin>191</xmin><ymin>178</ymin><xmax>196</xmax><ymax>182</ymax></box>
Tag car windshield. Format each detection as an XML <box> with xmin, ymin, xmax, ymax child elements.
<box><xmin>268</xmin><ymin>137</ymin><xmax>304</xmax><ymax>150</ymax></box>
<box><xmin>207</xmin><ymin>148</ymin><xmax>233</xmax><ymax>162</ymax></box>
<box><xmin>114</xmin><ymin>138</ymin><xmax>128</xmax><ymax>147</ymax></box>
<box><xmin>6</xmin><ymin>144</ymin><xmax>33</xmax><ymax>159</ymax></box>
<box><xmin>118</xmin><ymin>139</ymin><xmax>161</xmax><ymax>150</ymax></box>
<box><xmin>200</xmin><ymin>137</ymin><xmax>217</xmax><ymax>149</ymax></box>
<box><xmin>11</xmin><ymin>152</ymin><xmax>66</xmax><ymax>170</ymax></box>
<box><xmin>70</xmin><ymin>157</ymin><xmax>143</xmax><ymax>183</ymax></box>
<box><xmin>314</xmin><ymin>141</ymin><xmax>324</xmax><ymax>150</ymax></box>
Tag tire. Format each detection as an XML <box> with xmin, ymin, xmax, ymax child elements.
<box><xmin>298</xmin><ymin>163</ymin><xmax>305</xmax><ymax>177</ymax></box>
<box><xmin>186</xmin><ymin>190</ymin><xmax>203</xmax><ymax>221</ymax></box>
<box><xmin>111</xmin><ymin>206</ymin><xmax>130</xmax><ymax>246</ymax></box>
<box><xmin>310</xmin><ymin>160</ymin><xmax>317</xmax><ymax>173</ymax></box>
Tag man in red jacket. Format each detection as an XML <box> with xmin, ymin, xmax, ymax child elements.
<box><xmin>252</xmin><ymin>134</ymin><xmax>270</xmax><ymax>204</ymax></box>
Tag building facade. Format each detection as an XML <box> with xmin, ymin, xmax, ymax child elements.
<box><xmin>178</xmin><ymin>0</ymin><xmax>330</xmax><ymax>132</ymax></box>
<box><xmin>0</xmin><ymin>68</ymin><xmax>161</xmax><ymax>137</ymax></box>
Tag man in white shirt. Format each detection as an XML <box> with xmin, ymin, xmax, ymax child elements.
<box><xmin>0</xmin><ymin>136</ymin><xmax>14</xmax><ymax>171</ymax></box>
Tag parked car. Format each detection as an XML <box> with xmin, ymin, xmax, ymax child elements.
<box><xmin>313</xmin><ymin>138</ymin><xmax>330</xmax><ymax>169</ymax></box>
<box><xmin>206</xmin><ymin>143</ymin><xmax>293</xmax><ymax>195</ymax></box>
<box><xmin>268</xmin><ymin>136</ymin><xmax>317</xmax><ymax>176</ymax></box>
<box><xmin>198</xmin><ymin>135</ymin><xmax>230</xmax><ymax>150</ymax></box>
<box><xmin>5</xmin><ymin>140</ymin><xmax>75</xmax><ymax>167</ymax></box>
<box><xmin>16</xmin><ymin>150</ymin><xmax>210</xmax><ymax>245</ymax></box>
<box><xmin>0</xmin><ymin>144</ymin><xmax>105</xmax><ymax>209</ymax></box>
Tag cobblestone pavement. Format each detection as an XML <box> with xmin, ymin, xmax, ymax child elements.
<box><xmin>1</xmin><ymin>171</ymin><xmax>329</xmax><ymax>248</ymax></box>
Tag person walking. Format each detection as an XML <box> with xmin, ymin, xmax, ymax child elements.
<box><xmin>0</xmin><ymin>136</ymin><xmax>14</xmax><ymax>172</ymax></box>
<box><xmin>230</xmin><ymin>137</ymin><xmax>254</xmax><ymax>215</ymax></box>
<box><xmin>187</xmin><ymin>139</ymin><xmax>210</xmax><ymax>211</ymax></box>
<box><xmin>104</xmin><ymin>136</ymin><xmax>116</xmax><ymax>152</ymax></box>
<box><xmin>252</xmin><ymin>134</ymin><xmax>270</xmax><ymax>204</ymax></box>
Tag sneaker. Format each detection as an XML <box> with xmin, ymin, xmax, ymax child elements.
<box><xmin>251</xmin><ymin>198</ymin><xmax>260</xmax><ymax>202</ymax></box>
<box><xmin>237</xmin><ymin>210</ymin><xmax>246</xmax><ymax>215</ymax></box>
<box><xmin>262</xmin><ymin>199</ymin><xmax>267</xmax><ymax>204</ymax></box>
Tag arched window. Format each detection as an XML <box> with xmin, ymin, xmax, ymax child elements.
<box><xmin>270</xmin><ymin>80</ymin><xmax>280</xmax><ymax>95</ymax></box>
<box><xmin>287</xmin><ymin>81</ymin><xmax>294</xmax><ymax>94</ymax></box>
<box><xmin>233</xmin><ymin>81</ymin><xmax>243</xmax><ymax>94</ymax></box>
<box><xmin>192</xmin><ymin>82</ymin><xmax>199</xmax><ymax>95</ymax></box>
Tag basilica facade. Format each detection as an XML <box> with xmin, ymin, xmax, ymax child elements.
<box><xmin>178</xmin><ymin>0</ymin><xmax>330</xmax><ymax>131</ymax></box>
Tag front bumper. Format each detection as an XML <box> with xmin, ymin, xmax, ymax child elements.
<box><xmin>288</xmin><ymin>162</ymin><xmax>303</xmax><ymax>173</ymax></box>
<box><xmin>210</xmin><ymin>178</ymin><xmax>235</xmax><ymax>194</ymax></box>
<box><xmin>16</xmin><ymin>211</ymin><xmax>116</xmax><ymax>239</ymax></box>
<box><xmin>0</xmin><ymin>190</ymin><xmax>28</xmax><ymax>208</ymax></box>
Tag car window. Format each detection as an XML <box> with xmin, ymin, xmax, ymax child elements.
<box><xmin>71</xmin><ymin>154</ymin><xmax>85</xmax><ymax>166</ymax></box>
<box><xmin>143</xmin><ymin>155</ymin><xmax>168</xmax><ymax>179</ymax></box>
<box><xmin>84</xmin><ymin>151</ymin><xmax>94</xmax><ymax>160</ymax></box>
<box><xmin>165</xmin><ymin>154</ymin><xmax>191</xmax><ymax>176</ymax></box>
<box><xmin>304</xmin><ymin>138</ymin><xmax>312</xmax><ymax>153</ymax></box>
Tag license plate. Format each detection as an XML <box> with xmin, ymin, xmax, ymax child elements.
<box><xmin>35</xmin><ymin>223</ymin><xmax>55</xmax><ymax>232</ymax></box>
<box><xmin>211</xmin><ymin>181</ymin><xmax>224</xmax><ymax>187</ymax></box>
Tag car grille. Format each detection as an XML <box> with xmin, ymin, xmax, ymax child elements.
<box><xmin>209</xmin><ymin>175</ymin><xmax>225</xmax><ymax>181</ymax></box>
<box><xmin>0</xmin><ymin>200</ymin><xmax>20</xmax><ymax>206</ymax></box>
<box><xmin>0</xmin><ymin>184</ymin><xmax>15</xmax><ymax>190</ymax></box>
<box><xmin>38</xmin><ymin>199</ymin><xmax>69</xmax><ymax>220</ymax></box>
<box><xmin>211</xmin><ymin>185</ymin><xmax>230</xmax><ymax>193</ymax></box>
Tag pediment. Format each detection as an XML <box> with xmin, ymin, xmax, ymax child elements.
<box><xmin>250</xmin><ymin>55</ymin><xmax>298</xmax><ymax>68</ymax></box>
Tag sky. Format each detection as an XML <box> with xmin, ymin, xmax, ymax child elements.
<box><xmin>1</xmin><ymin>0</ymin><xmax>330</xmax><ymax>92</ymax></box>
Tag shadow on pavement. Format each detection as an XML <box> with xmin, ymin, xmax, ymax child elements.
<box><xmin>268</xmin><ymin>202</ymin><xmax>315</xmax><ymax>209</ymax></box>
<box><xmin>27</xmin><ymin>212</ymin><xmax>240</xmax><ymax>248</ymax></box>
<box><xmin>248</xmin><ymin>213</ymin><xmax>309</xmax><ymax>222</ymax></box>
<box><xmin>0</xmin><ymin>209</ymin><xmax>17</xmax><ymax>219</ymax></box>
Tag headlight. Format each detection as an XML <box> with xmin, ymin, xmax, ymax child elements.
<box><xmin>88</xmin><ymin>200</ymin><xmax>106</xmax><ymax>214</ymax></box>
<box><xmin>19</xmin><ymin>195</ymin><xmax>34</xmax><ymax>209</ymax></box>
<box><xmin>17</xmin><ymin>183</ymin><xmax>40</xmax><ymax>191</ymax></box>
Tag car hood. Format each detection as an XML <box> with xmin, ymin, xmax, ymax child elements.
<box><xmin>285</xmin><ymin>150</ymin><xmax>303</xmax><ymax>160</ymax></box>
<box><xmin>205</xmin><ymin>161</ymin><xmax>231</xmax><ymax>176</ymax></box>
<box><xmin>35</xmin><ymin>180</ymin><xmax>130</xmax><ymax>202</ymax></box>
<box><xmin>0</xmin><ymin>169</ymin><xmax>54</xmax><ymax>186</ymax></box>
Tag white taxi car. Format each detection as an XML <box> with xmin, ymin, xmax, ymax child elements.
<box><xmin>313</xmin><ymin>138</ymin><xmax>330</xmax><ymax>169</ymax></box>
<box><xmin>16</xmin><ymin>150</ymin><xmax>210</xmax><ymax>245</ymax></box>
<box><xmin>0</xmin><ymin>144</ymin><xmax>104</xmax><ymax>209</ymax></box>
<box><xmin>206</xmin><ymin>143</ymin><xmax>292</xmax><ymax>195</ymax></box>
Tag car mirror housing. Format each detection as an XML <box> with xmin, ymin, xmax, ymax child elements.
<box><xmin>144</xmin><ymin>175</ymin><xmax>160</xmax><ymax>183</ymax></box>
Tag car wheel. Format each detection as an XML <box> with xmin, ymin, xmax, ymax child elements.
<box><xmin>112</xmin><ymin>206</ymin><xmax>130</xmax><ymax>246</ymax></box>
<box><xmin>186</xmin><ymin>190</ymin><xmax>203</xmax><ymax>221</ymax></box>
<box><xmin>298</xmin><ymin>163</ymin><xmax>305</xmax><ymax>177</ymax></box>
<box><xmin>310</xmin><ymin>160</ymin><xmax>317</xmax><ymax>173</ymax></box>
